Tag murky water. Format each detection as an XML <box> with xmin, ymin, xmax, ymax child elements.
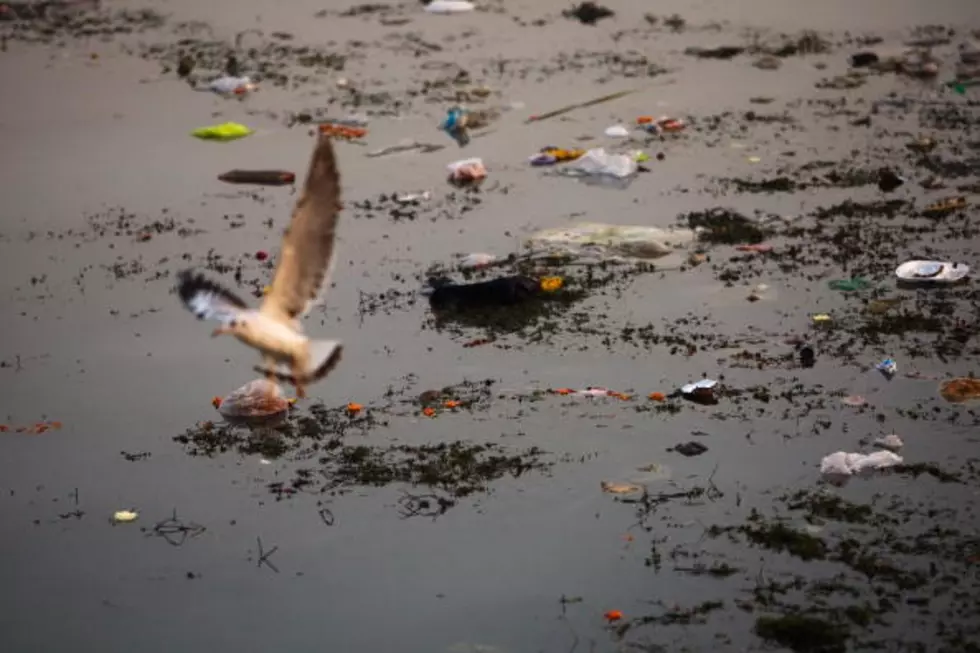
<box><xmin>2</xmin><ymin>1</ymin><xmax>979</xmax><ymax>652</ymax></box>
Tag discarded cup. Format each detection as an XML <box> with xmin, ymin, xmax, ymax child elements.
<box><xmin>876</xmin><ymin>358</ymin><xmax>897</xmax><ymax>378</ymax></box>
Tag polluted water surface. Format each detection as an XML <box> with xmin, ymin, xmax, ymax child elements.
<box><xmin>1</xmin><ymin>1</ymin><xmax>980</xmax><ymax>653</ymax></box>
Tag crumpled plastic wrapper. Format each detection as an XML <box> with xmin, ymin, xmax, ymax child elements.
<box><xmin>218</xmin><ymin>379</ymin><xmax>289</xmax><ymax>422</ymax></box>
<box><xmin>820</xmin><ymin>450</ymin><xmax>903</xmax><ymax>479</ymax></box>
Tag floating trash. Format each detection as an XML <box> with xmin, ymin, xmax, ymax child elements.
<box><xmin>447</xmin><ymin>157</ymin><xmax>487</xmax><ymax>184</ymax></box>
<box><xmin>873</xmin><ymin>434</ymin><xmax>904</xmax><ymax>451</ymax></box>
<box><xmin>457</xmin><ymin>252</ymin><xmax>498</xmax><ymax>270</ymax></box>
<box><xmin>218</xmin><ymin>170</ymin><xmax>295</xmax><ymax>186</ymax></box>
<box><xmin>939</xmin><ymin>377</ymin><xmax>980</xmax><ymax>403</ymax></box>
<box><xmin>527</xmin><ymin>222</ymin><xmax>696</xmax><ymax>261</ymax></box>
<box><xmin>191</xmin><ymin>122</ymin><xmax>253</xmax><ymax>142</ymax></box>
<box><xmin>601</xmin><ymin>481</ymin><xmax>643</xmax><ymax>495</ymax></box>
<box><xmin>217</xmin><ymin>379</ymin><xmax>289</xmax><ymax>424</ymax></box>
<box><xmin>424</xmin><ymin>0</ymin><xmax>475</xmax><ymax>14</ymax></box>
<box><xmin>206</xmin><ymin>75</ymin><xmax>256</xmax><ymax>95</ymax></box>
<box><xmin>876</xmin><ymin>358</ymin><xmax>898</xmax><ymax>378</ymax></box>
<box><xmin>827</xmin><ymin>277</ymin><xmax>872</xmax><ymax>292</ymax></box>
<box><xmin>680</xmin><ymin>379</ymin><xmax>718</xmax><ymax>405</ymax></box>
<box><xmin>112</xmin><ymin>510</ymin><xmax>139</xmax><ymax>523</ymax></box>
<box><xmin>820</xmin><ymin>450</ymin><xmax>903</xmax><ymax>478</ymax></box>
<box><xmin>895</xmin><ymin>260</ymin><xmax>970</xmax><ymax>284</ymax></box>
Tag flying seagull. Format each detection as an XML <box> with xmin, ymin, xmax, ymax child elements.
<box><xmin>175</xmin><ymin>133</ymin><xmax>343</xmax><ymax>398</ymax></box>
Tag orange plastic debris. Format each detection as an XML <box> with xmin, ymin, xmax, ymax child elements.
<box><xmin>444</xmin><ymin>400</ymin><xmax>460</xmax><ymax>409</ymax></box>
<box><xmin>648</xmin><ymin>392</ymin><xmax>666</xmax><ymax>402</ymax></box>
<box><xmin>49</xmin><ymin>421</ymin><xmax>62</xmax><ymax>430</ymax></box>
<box><xmin>555</xmin><ymin>388</ymin><xmax>574</xmax><ymax>395</ymax></box>
<box><xmin>604</xmin><ymin>610</ymin><xmax>624</xmax><ymax>623</ymax></box>
<box><xmin>422</xmin><ymin>407</ymin><xmax>437</xmax><ymax>417</ymax></box>
<box><xmin>318</xmin><ymin>123</ymin><xmax>368</xmax><ymax>140</ymax></box>
<box><xmin>347</xmin><ymin>402</ymin><xmax>364</xmax><ymax>414</ymax></box>
<box><xmin>211</xmin><ymin>396</ymin><xmax>223</xmax><ymax>409</ymax></box>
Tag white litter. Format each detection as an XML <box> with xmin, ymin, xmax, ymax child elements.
<box><xmin>207</xmin><ymin>75</ymin><xmax>257</xmax><ymax>95</ymax></box>
<box><xmin>895</xmin><ymin>260</ymin><xmax>970</xmax><ymax>283</ymax></box>
<box><xmin>395</xmin><ymin>191</ymin><xmax>431</xmax><ymax>204</ymax></box>
<box><xmin>457</xmin><ymin>253</ymin><xmax>498</xmax><ymax>270</ymax></box>
<box><xmin>526</xmin><ymin>222</ymin><xmax>697</xmax><ymax>261</ymax></box>
<box><xmin>604</xmin><ymin>125</ymin><xmax>630</xmax><ymax>138</ymax></box>
<box><xmin>424</xmin><ymin>0</ymin><xmax>475</xmax><ymax>14</ymax></box>
<box><xmin>873</xmin><ymin>434</ymin><xmax>904</xmax><ymax>451</ymax></box>
<box><xmin>565</xmin><ymin>148</ymin><xmax>638</xmax><ymax>179</ymax></box>
<box><xmin>112</xmin><ymin>510</ymin><xmax>139</xmax><ymax>523</ymax></box>
<box><xmin>820</xmin><ymin>450</ymin><xmax>903</xmax><ymax>478</ymax></box>
<box><xmin>681</xmin><ymin>378</ymin><xmax>718</xmax><ymax>395</ymax></box>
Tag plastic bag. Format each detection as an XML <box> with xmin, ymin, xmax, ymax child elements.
<box><xmin>566</xmin><ymin>148</ymin><xmax>637</xmax><ymax>179</ymax></box>
<box><xmin>526</xmin><ymin>222</ymin><xmax>697</xmax><ymax>261</ymax></box>
<box><xmin>819</xmin><ymin>450</ymin><xmax>903</xmax><ymax>478</ymax></box>
<box><xmin>208</xmin><ymin>76</ymin><xmax>256</xmax><ymax>95</ymax></box>
<box><xmin>447</xmin><ymin>157</ymin><xmax>487</xmax><ymax>183</ymax></box>
<box><xmin>424</xmin><ymin>1</ymin><xmax>475</xmax><ymax>13</ymax></box>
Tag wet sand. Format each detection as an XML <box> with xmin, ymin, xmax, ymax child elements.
<box><xmin>2</xmin><ymin>1</ymin><xmax>980</xmax><ymax>652</ymax></box>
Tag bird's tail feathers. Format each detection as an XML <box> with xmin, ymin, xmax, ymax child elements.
<box><xmin>306</xmin><ymin>339</ymin><xmax>343</xmax><ymax>382</ymax></box>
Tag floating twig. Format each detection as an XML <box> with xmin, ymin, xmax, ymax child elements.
<box><xmin>147</xmin><ymin>508</ymin><xmax>206</xmax><ymax>546</ymax></box>
<box><xmin>256</xmin><ymin>536</ymin><xmax>280</xmax><ymax>573</ymax></box>
<box><xmin>525</xmin><ymin>88</ymin><xmax>638</xmax><ymax>124</ymax></box>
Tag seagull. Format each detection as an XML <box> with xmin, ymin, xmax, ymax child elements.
<box><xmin>175</xmin><ymin>133</ymin><xmax>343</xmax><ymax>398</ymax></box>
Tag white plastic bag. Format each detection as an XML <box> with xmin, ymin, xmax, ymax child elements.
<box><xmin>527</xmin><ymin>222</ymin><xmax>697</xmax><ymax>260</ymax></box>
<box><xmin>425</xmin><ymin>1</ymin><xmax>475</xmax><ymax>14</ymax></box>
<box><xmin>567</xmin><ymin>148</ymin><xmax>637</xmax><ymax>179</ymax></box>
<box><xmin>820</xmin><ymin>450</ymin><xmax>903</xmax><ymax>478</ymax></box>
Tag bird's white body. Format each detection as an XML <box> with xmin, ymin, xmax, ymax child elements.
<box><xmin>228</xmin><ymin>310</ymin><xmax>306</xmax><ymax>362</ymax></box>
<box><xmin>176</xmin><ymin>133</ymin><xmax>345</xmax><ymax>398</ymax></box>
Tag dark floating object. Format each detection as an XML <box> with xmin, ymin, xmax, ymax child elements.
<box><xmin>426</xmin><ymin>275</ymin><xmax>542</xmax><ymax>311</ymax></box>
<box><xmin>877</xmin><ymin>168</ymin><xmax>905</xmax><ymax>193</ymax></box>
<box><xmin>799</xmin><ymin>344</ymin><xmax>816</xmax><ymax>369</ymax></box>
<box><xmin>177</xmin><ymin>54</ymin><xmax>195</xmax><ymax>78</ymax></box>
<box><xmin>563</xmin><ymin>1</ymin><xmax>614</xmax><ymax>26</ymax></box>
<box><xmin>673</xmin><ymin>441</ymin><xmax>708</xmax><ymax>457</ymax></box>
<box><xmin>218</xmin><ymin>170</ymin><xmax>296</xmax><ymax>186</ymax></box>
<box><xmin>850</xmin><ymin>51</ymin><xmax>880</xmax><ymax>67</ymax></box>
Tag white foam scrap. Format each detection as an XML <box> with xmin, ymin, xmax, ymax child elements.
<box><xmin>820</xmin><ymin>450</ymin><xmax>903</xmax><ymax>477</ymax></box>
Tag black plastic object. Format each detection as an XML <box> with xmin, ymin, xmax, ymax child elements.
<box><xmin>427</xmin><ymin>275</ymin><xmax>541</xmax><ymax>311</ymax></box>
<box><xmin>218</xmin><ymin>170</ymin><xmax>296</xmax><ymax>186</ymax></box>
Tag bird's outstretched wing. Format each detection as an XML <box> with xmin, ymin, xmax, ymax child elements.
<box><xmin>176</xmin><ymin>269</ymin><xmax>250</xmax><ymax>325</ymax></box>
<box><xmin>260</xmin><ymin>134</ymin><xmax>341</xmax><ymax>326</ymax></box>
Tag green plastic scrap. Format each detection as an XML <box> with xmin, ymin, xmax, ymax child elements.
<box><xmin>191</xmin><ymin>122</ymin><xmax>254</xmax><ymax>142</ymax></box>
<box><xmin>827</xmin><ymin>278</ymin><xmax>872</xmax><ymax>292</ymax></box>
